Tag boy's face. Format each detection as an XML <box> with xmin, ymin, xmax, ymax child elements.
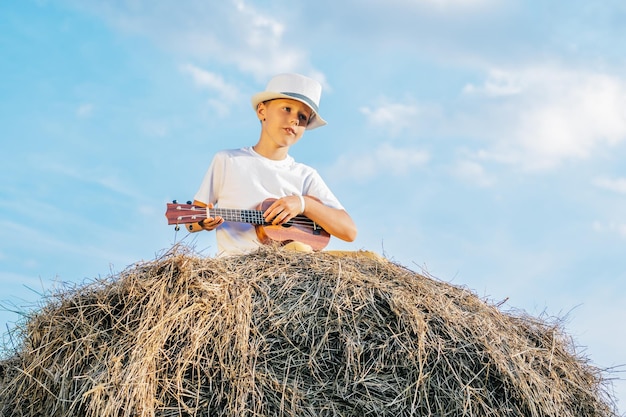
<box><xmin>257</xmin><ymin>98</ymin><xmax>313</xmax><ymax>148</ymax></box>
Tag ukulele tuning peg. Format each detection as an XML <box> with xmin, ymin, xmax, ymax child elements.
<box><xmin>187</xmin><ymin>200</ymin><xmax>192</xmax><ymax>205</ymax></box>
<box><xmin>172</xmin><ymin>200</ymin><xmax>178</xmax><ymax>204</ymax></box>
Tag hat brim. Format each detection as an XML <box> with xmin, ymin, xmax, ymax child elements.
<box><xmin>251</xmin><ymin>92</ymin><xmax>327</xmax><ymax>130</ymax></box>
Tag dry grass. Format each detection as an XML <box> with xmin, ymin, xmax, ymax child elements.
<box><xmin>0</xmin><ymin>245</ymin><xmax>618</xmax><ymax>416</ymax></box>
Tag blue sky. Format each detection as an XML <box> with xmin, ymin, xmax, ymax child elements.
<box><xmin>1</xmin><ymin>0</ymin><xmax>625</xmax><ymax>411</ymax></box>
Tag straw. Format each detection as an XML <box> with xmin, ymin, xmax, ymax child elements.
<box><xmin>0</xmin><ymin>245</ymin><xmax>618</xmax><ymax>416</ymax></box>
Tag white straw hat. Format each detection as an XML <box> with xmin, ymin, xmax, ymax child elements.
<box><xmin>251</xmin><ymin>73</ymin><xmax>327</xmax><ymax>130</ymax></box>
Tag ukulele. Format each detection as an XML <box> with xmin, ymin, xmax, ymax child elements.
<box><xmin>165</xmin><ymin>198</ymin><xmax>330</xmax><ymax>250</ymax></box>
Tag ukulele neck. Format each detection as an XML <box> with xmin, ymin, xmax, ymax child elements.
<box><xmin>207</xmin><ymin>208</ymin><xmax>267</xmax><ymax>225</ymax></box>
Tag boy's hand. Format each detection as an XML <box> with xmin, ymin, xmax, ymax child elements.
<box><xmin>187</xmin><ymin>202</ymin><xmax>223</xmax><ymax>232</ymax></box>
<box><xmin>201</xmin><ymin>203</ymin><xmax>224</xmax><ymax>230</ymax></box>
<box><xmin>264</xmin><ymin>196</ymin><xmax>304</xmax><ymax>225</ymax></box>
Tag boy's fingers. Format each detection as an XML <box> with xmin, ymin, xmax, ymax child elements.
<box><xmin>265</xmin><ymin>197</ymin><xmax>299</xmax><ymax>221</ymax></box>
<box><xmin>201</xmin><ymin>216</ymin><xmax>223</xmax><ymax>229</ymax></box>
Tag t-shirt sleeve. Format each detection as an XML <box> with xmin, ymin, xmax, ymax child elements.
<box><xmin>303</xmin><ymin>169</ymin><xmax>345</xmax><ymax>210</ymax></box>
<box><xmin>193</xmin><ymin>152</ymin><xmax>225</xmax><ymax>205</ymax></box>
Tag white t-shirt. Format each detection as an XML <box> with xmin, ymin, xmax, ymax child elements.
<box><xmin>193</xmin><ymin>147</ymin><xmax>344</xmax><ymax>255</ymax></box>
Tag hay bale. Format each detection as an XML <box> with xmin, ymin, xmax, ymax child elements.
<box><xmin>0</xmin><ymin>246</ymin><xmax>618</xmax><ymax>416</ymax></box>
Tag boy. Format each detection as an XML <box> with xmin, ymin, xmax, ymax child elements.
<box><xmin>188</xmin><ymin>73</ymin><xmax>357</xmax><ymax>255</ymax></box>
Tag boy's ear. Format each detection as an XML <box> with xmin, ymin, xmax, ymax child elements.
<box><xmin>256</xmin><ymin>102</ymin><xmax>267</xmax><ymax>121</ymax></box>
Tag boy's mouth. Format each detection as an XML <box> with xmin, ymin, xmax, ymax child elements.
<box><xmin>285</xmin><ymin>127</ymin><xmax>296</xmax><ymax>135</ymax></box>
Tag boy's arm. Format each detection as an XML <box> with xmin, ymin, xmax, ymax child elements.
<box><xmin>301</xmin><ymin>196</ymin><xmax>357</xmax><ymax>242</ymax></box>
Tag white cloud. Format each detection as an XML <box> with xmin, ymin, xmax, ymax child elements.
<box><xmin>34</xmin><ymin>157</ymin><xmax>141</xmax><ymax>200</ymax></box>
<box><xmin>415</xmin><ymin>0</ymin><xmax>500</xmax><ymax>11</ymax></box>
<box><xmin>451</xmin><ymin>160</ymin><xmax>495</xmax><ymax>187</ymax></box>
<box><xmin>76</xmin><ymin>103</ymin><xmax>94</xmax><ymax>118</ymax></box>
<box><xmin>463</xmin><ymin>68</ymin><xmax>522</xmax><ymax>97</ymax></box>
<box><xmin>462</xmin><ymin>66</ymin><xmax>626</xmax><ymax>171</ymax></box>
<box><xmin>180</xmin><ymin>64</ymin><xmax>239</xmax><ymax>97</ymax></box>
<box><xmin>360</xmin><ymin>101</ymin><xmax>440</xmax><ymax>136</ymax></box>
<box><xmin>330</xmin><ymin>143</ymin><xmax>430</xmax><ymax>181</ymax></box>
<box><xmin>362</xmin><ymin>0</ymin><xmax>502</xmax><ymax>14</ymax></box>
<box><xmin>592</xmin><ymin>221</ymin><xmax>626</xmax><ymax>239</ymax></box>
<box><xmin>592</xmin><ymin>177</ymin><xmax>626</xmax><ymax>194</ymax></box>
<box><xmin>139</xmin><ymin>120</ymin><xmax>169</xmax><ymax>138</ymax></box>
<box><xmin>180</xmin><ymin>64</ymin><xmax>242</xmax><ymax>116</ymax></box>
<box><xmin>71</xmin><ymin>0</ymin><xmax>315</xmax><ymax>79</ymax></box>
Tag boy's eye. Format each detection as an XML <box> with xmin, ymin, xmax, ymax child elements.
<box><xmin>282</xmin><ymin>106</ymin><xmax>309</xmax><ymax>125</ymax></box>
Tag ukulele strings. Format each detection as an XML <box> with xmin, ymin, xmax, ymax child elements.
<box><xmin>178</xmin><ymin>212</ymin><xmax>320</xmax><ymax>228</ymax></box>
